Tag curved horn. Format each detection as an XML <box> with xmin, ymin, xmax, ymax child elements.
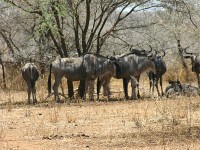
<box><xmin>129</xmin><ymin>45</ymin><xmax>133</xmax><ymax>51</ymax></box>
<box><xmin>161</xmin><ymin>50</ymin><xmax>166</xmax><ymax>57</ymax></box>
<box><xmin>148</xmin><ymin>45</ymin><xmax>153</xmax><ymax>53</ymax></box>
<box><xmin>184</xmin><ymin>46</ymin><xmax>193</xmax><ymax>55</ymax></box>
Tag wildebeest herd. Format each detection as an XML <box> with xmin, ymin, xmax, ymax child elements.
<box><xmin>21</xmin><ymin>47</ymin><xmax>200</xmax><ymax>104</ymax></box>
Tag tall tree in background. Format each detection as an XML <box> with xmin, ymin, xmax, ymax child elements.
<box><xmin>2</xmin><ymin>0</ymin><xmax>199</xmax><ymax>92</ymax></box>
<box><xmin>5</xmin><ymin>0</ymin><xmax>167</xmax><ymax>57</ymax></box>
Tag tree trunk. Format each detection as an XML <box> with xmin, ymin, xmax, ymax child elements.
<box><xmin>0</xmin><ymin>57</ymin><xmax>6</xmax><ymax>89</ymax></box>
<box><xmin>177</xmin><ymin>40</ymin><xmax>189</xmax><ymax>81</ymax></box>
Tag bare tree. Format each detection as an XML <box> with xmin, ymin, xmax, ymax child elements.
<box><xmin>5</xmin><ymin>0</ymin><xmax>166</xmax><ymax>56</ymax></box>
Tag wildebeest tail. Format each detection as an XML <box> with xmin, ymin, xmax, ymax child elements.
<box><xmin>114</xmin><ymin>61</ymin><xmax>121</xmax><ymax>78</ymax></box>
<box><xmin>48</xmin><ymin>63</ymin><xmax>52</xmax><ymax>95</ymax></box>
<box><xmin>30</xmin><ymin>67</ymin><xmax>35</xmax><ymax>89</ymax></box>
<box><xmin>97</xmin><ymin>77</ymin><xmax>101</xmax><ymax>99</ymax></box>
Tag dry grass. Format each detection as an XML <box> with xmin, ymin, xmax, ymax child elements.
<box><xmin>0</xmin><ymin>97</ymin><xmax>200</xmax><ymax>149</ymax></box>
<box><xmin>0</xmin><ymin>75</ymin><xmax>200</xmax><ymax>149</ymax></box>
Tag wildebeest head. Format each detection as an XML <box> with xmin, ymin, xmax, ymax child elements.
<box><xmin>183</xmin><ymin>48</ymin><xmax>199</xmax><ymax>61</ymax></box>
<box><xmin>168</xmin><ymin>79</ymin><xmax>182</xmax><ymax>92</ymax></box>
<box><xmin>151</xmin><ymin>50</ymin><xmax>166</xmax><ymax>73</ymax></box>
<box><xmin>113</xmin><ymin>51</ymin><xmax>158</xmax><ymax>78</ymax></box>
<box><xmin>146</xmin><ymin>53</ymin><xmax>162</xmax><ymax>74</ymax></box>
<box><xmin>104</xmin><ymin>55</ymin><xmax>117</xmax><ymax>77</ymax></box>
<box><xmin>183</xmin><ymin>48</ymin><xmax>200</xmax><ymax>72</ymax></box>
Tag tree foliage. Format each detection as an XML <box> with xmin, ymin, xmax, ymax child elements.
<box><xmin>1</xmin><ymin>0</ymin><xmax>199</xmax><ymax>60</ymax></box>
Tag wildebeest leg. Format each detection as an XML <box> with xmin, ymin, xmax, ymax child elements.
<box><xmin>53</xmin><ymin>75</ymin><xmax>62</xmax><ymax>103</ymax></box>
<box><xmin>149</xmin><ymin>73</ymin><xmax>153</xmax><ymax>95</ymax></box>
<box><xmin>155</xmin><ymin>78</ymin><xmax>161</xmax><ymax>96</ymax></box>
<box><xmin>152</xmin><ymin>77</ymin><xmax>156</xmax><ymax>96</ymax></box>
<box><xmin>97</xmin><ymin>77</ymin><xmax>103</xmax><ymax>100</ymax></box>
<box><xmin>160</xmin><ymin>76</ymin><xmax>164</xmax><ymax>96</ymax></box>
<box><xmin>130</xmin><ymin>76</ymin><xmax>138</xmax><ymax>100</ymax></box>
<box><xmin>83</xmin><ymin>79</ymin><xmax>89</xmax><ymax>100</ymax></box>
<box><xmin>78</xmin><ymin>80</ymin><xmax>85</xmax><ymax>99</ymax></box>
<box><xmin>34</xmin><ymin>88</ymin><xmax>37</xmax><ymax>104</ymax></box>
<box><xmin>31</xmin><ymin>81</ymin><xmax>37</xmax><ymax>104</ymax></box>
<box><xmin>97</xmin><ymin>76</ymin><xmax>111</xmax><ymax>100</ymax></box>
<box><xmin>103</xmin><ymin>78</ymin><xmax>111</xmax><ymax>99</ymax></box>
<box><xmin>150</xmin><ymin>80</ymin><xmax>153</xmax><ymax>95</ymax></box>
<box><xmin>123</xmin><ymin>78</ymin><xmax>129</xmax><ymax>100</ymax></box>
<box><xmin>197</xmin><ymin>73</ymin><xmax>200</xmax><ymax>88</ymax></box>
<box><xmin>67</xmin><ymin>80</ymin><xmax>74</xmax><ymax>99</ymax></box>
<box><xmin>27</xmin><ymin>83</ymin><xmax>31</xmax><ymax>104</ymax></box>
<box><xmin>32</xmin><ymin>86</ymin><xmax>37</xmax><ymax>104</ymax></box>
<box><xmin>88</xmin><ymin>80</ymin><xmax>94</xmax><ymax>101</ymax></box>
<box><xmin>136</xmin><ymin>76</ymin><xmax>140</xmax><ymax>98</ymax></box>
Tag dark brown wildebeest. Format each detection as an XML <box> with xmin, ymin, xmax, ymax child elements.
<box><xmin>97</xmin><ymin>51</ymin><xmax>158</xmax><ymax>100</ymax></box>
<box><xmin>21</xmin><ymin>63</ymin><xmax>39</xmax><ymax>104</ymax></box>
<box><xmin>183</xmin><ymin>49</ymin><xmax>200</xmax><ymax>88</ymax></box>
<box><xmin>48</xmin><ymin>53</ymin><xmax>116</xmax><ymax>102</ymax></box>
<box><xmin>148</xmin><ymin>50</ymin><xmax>166</xmax><ymax>96</ymax></box>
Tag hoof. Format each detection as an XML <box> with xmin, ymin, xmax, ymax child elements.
<box><xmin>125</xmin><ymin>96</ymin><xmax>130</xmax><ymax>100</ymax></box>
<box><xmin>33</xmin><ymin>100</ymin><xmax>37</xmax><ymax>104</ymax></box>
<box><xmin>130</xmin><ymin>97</ymin><xmax>138</xmax><ymax>100</ymax></box>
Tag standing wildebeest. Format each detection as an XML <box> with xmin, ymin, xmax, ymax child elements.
<box><xmin>148</xmin><ymin>50</ymin><xmax>166</xmax><ymax>96</ymax></box>
<box><xmin>97</xmin><ymin>47</ymin><xmax>153</xmax><ymax>99</ymax></box>
<box><xmin>21</xmin><ymin>63</ymin><xmax>39</xmax><ymax>104</ymax></box>
<box><xmin>183</xmin><ymin>49</ymin><xmax>200</xmax><ymax>88</ymax></box>
<box><xmin>97</xmin><ymin>51</ymin><xmax>158</xmax><ymax>100</ymax></box>
<box><xmin>48</xmin><ymin>53</ymin><xmax>116</xmax><ymax>102</ymax></box>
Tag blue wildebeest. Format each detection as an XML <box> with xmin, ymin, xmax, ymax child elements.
<box><xmin>48</xmin><ymin>53</ymin><xmax>116</xmax><ymax>102</ymax></box>
<box><xmin>164</xmin><ymin>80</ymin><xmax>182</xmax><ymax>98</ymax></box>
<box><xmin>165</xmin><ymin>79</ymin><xmax>200</xmax><ymax>97</ymax></box>
<box><xmin>97</xmin><ymin>47</ymin><xmax>153</xmax><ymax>99</ymax></box>
<box><xmin>21</xmin><ymin>63</ymin><xmax>39</xmax><ymax>104</ymax></box>
<box><xmin>183</xmin><ymin>49</ymin><xmax>200</xmax><ymax>88</ymax></box>
<box><xmin>148</xmin><ymin>50</ymin><xmax>166</xmax><ymax>96</ymax></box>
<box><xmin>97</xmin><ymin>50</ymin><xmax>158</xmax><ymax>100</ymax></box>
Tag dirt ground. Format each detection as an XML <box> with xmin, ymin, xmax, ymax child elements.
<box><xmin>0</xmin><ymin>78</ymin><xmax>200</xmax><ymax>150</ymax></box>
